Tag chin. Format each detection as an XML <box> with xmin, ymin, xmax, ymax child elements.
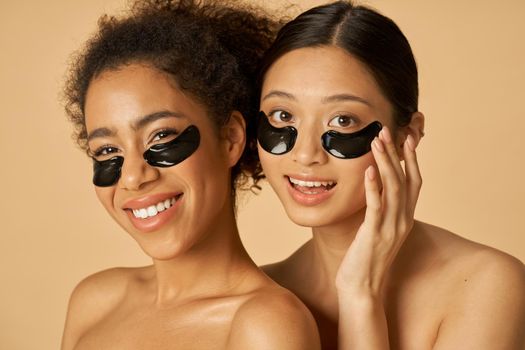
<box><xmin>283</xmin><ymin>205</ymin><xmax>338</xmax><ymax>228</ymax></box>
<box><xmin>125</xmin><ymin>225</ymin><xmax>191</xmax><ymax>260</ymax></box>
<box><xmin>282</xmin><ymin>196</ymin><xmax>367</xmax><ymax>230</ymax></box>
<box><xmin>137</xmin><ymin>239</ymin><xmax>189</xmax><ymax>261</ymax></box>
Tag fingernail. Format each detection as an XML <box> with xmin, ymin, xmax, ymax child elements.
<box><xmin>381</xmin><ymin>127</ymin><xmax>392</xmax><ymax>143</ymax></box>
<box><xmin>406</xmin><ymin>135</ymin><xmax>416</xmax><ymax>151</ymax></box>
<box><xmin>373</xmin><ymin>137</ymin><xmax>384</xmax><ymax>152</ymax></box>
<box><xmin>366</xmin><ymin>166</ymin><xmax>376</xmax><ymax>180</ymax></box>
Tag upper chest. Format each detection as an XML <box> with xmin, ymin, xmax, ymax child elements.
<box><xmin>74</xmin><ymin>296</ymin><xmax>246</xmax><ymax>350</ymax></box>
<box><xmin>382</xmin><ymin>275</ymin><xmax>450</xmax><ymax>349</ymax></box>
<box><xmin>291</xmin><ymin>262</ymin><xmax>460</xmax><ymax>350</ymax></box>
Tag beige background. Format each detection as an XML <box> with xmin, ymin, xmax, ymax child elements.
<box><xmin>1</xmin><ymin>0</ymin><xmax>524</xmax><ymax>348</ymax></box>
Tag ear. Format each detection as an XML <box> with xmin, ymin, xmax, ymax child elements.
<box><xmin>221</xmin><ymin>111</ymin><xmax>246</xmax><ymax>167</ymax></box>
<box><xmin>398</xmin><ymin>111</ymin><xmax>425</xmax><ymax>155</ymax></box>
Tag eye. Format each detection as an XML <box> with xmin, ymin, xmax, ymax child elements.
<box><xmin>269</xmin><ymin>110</ymin><xmax>294</xmax><ymax>124</ymax></box>
<box><xmin>92</xmin><ymin>145</ymin><xmax>120</xmax><ymax>159</ymax></box>
<box><xmin>328</xmin><ymin>115</ymin><xmax>357</xmax><ymax>128</ymax></box>
<box><xmin>151</xmin><ymin>128</ymin><xmax>178</xmax><ymax>142</ymax></box>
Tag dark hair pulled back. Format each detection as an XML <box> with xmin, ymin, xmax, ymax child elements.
<box><xmin>64</xmin><ymin>0</ymin><xmax>281</xmax><ymax>191</ymax></box>
<box><xmin>258</xmin><ymin>0</ymin><xmax>418</xmax><ymax>127</ymax></box>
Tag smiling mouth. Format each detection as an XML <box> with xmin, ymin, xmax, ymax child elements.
<box><xmin>130</xmin><ymin>193</ymin><xmax>183</xmax><ymax>219</ymax></box>
<box><xmin>287</xmin><ymin>176</ymin><xmax>337</xmax><ymax>194</ymax></box>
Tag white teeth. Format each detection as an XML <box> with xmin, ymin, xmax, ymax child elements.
<box><xmin>289</xmin><ymin>177</ymin><xmax>335</xmax><ymax>188</ymax></box>
<box><xmin>131</xmin><ymin>196</ymin><xmax>178</xmax><ymax>219</ymax></box>
<box><xmin>147</xmin><ymin>206</ymin><xmax>158</xmax><ymax>217</ymax></box>
<box><xmin>156</xmin><ymin>202</ymin><xmax>166</xmax><ymax>212</ymax></box>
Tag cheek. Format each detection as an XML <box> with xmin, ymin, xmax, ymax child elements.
<box><xmin>179</xmin><ymin>143</ymin><xmax>230</xmax><ymax>202</ymax></box>
<box><xmin>342</xmin><ymin>152</ymin><xmax>375</xmax><ymax>173</ymax></box>
<box><xmin>258</xmin><ymin>147</ymin><xmax>289</xmax><ymax>195</ymax></box>
<box><xmin>331</xmin><ymin>153</ymin><xmax>375</xmax><ymax>207</ymax></box>
<box><xmin>337</xmin><ymin>153</ymin><xmax>375</xmax><ymax>187</ymax></box>
<box><xmin>258</xmin><ymin>146</ymin><xmax>280</xmax><ymax>178</ymax></box>
<box><xmin>95</xmin><ymin>187</ymin><xmax>112</xmax><ymax>207</ymax></box>
<box><xmin>94</xmin><ymin>186</ymin><xmax>120</xmax><ymax>220</ymax></box>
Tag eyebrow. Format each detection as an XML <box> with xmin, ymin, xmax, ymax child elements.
<box><xmin>87</xmin><ymin>127</ymin><xmax>114</xmax><ymax>143</ymax></box>
<box><xmin>321</xmin><ymin>93</ymin><xmax>371</xmax><ymax>106</ymax></box>
<box><xmin>261</xmin><ymin>90</ymin><xmax>371</xmax><ymax>107</ymax></box>
<box><xmin>87</xmin><ymin>110</ymin><xmax>185</xmax><ymax>142</ymax></box>
<box><xmin>261</xmin><ymin>90</ymin><xmax>297</xmax><ymax>102</ymax></box>
<box><xmin>132</xmin><ymin>110</ymin><xmax>185</xmax><ymax>130</ymax></box>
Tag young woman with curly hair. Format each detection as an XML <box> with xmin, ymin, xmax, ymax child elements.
<box><xmin>60</xmin><ymin>1</ymin><xmax>320</xmax><ymax>349</ymax></box>
<box><xmin>256</xmin><ymin>1</ymin><xmax>525</xmax><ymax>349</ymax></box>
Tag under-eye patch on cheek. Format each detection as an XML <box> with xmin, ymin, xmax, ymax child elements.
<box><xmin>91</xmin><ymin>125</ymin><xmax>200</xmax><ymax>187</ymax></box>
<box><xmin>143</xmin><ymin>125</ymin><xmax>200</xmax><ymax>167</ymax></box>
<box><xmin>257</xmin><ymin>111</ymin><xmax>297</xmax><ymax>155</ymax></box>
<box><xmin>321</xmin><ymin>121</ymin><xmax>382</xmax><ymax>159</ymax></box>
<box><xmin>93</xmin><ymin>156</ymin><xmax>124</xmax><ymax>187</ymax></box>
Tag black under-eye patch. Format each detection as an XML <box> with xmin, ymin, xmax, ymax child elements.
<box><xmin>257</xmin><ymin>111</ymin><xmax>381</xmax><ymax>159</ymax></box>
<box><xmin>257</xmin><ymin>111</ymin><xmax>297</xmax><ymax>155</ymax></box>
<box><xmin>143</xmin><ymin>125</ymin><xmax>200</xmax><ymax>167</ymax></box>
<box><xmin>321</xmin><ymin>121</ymin><xmax>382</xmax><ymax>159</ymax></box>
<box><xmin>92</xmin><ymin>125</ymin><xmax>200</xmax><ymax>187</ymax></box>
<box><xmin>93</xmin><ymin>156</ymin><xmax>124</xmax><ymax>187</ymax></box>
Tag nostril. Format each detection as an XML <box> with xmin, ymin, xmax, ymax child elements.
<box><xmin>118</xmin><ymin>161</ymin><xmax>159</xmax><ymax>191</ymax></box>
<box><xmin>291</xmin><ymin>139</ymin><xmax>327</xmax><ymax>165</ymax></box>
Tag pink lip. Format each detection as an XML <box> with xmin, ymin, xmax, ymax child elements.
<box><xmin>125</xmin><ymin>195</ymin><xmax>184</xmax><ymax>233</ymax></box>
<box><xmin>123</xmin><ymin>192</ymin><xmax>181</xmax><ymax>210</ymax></box>
<box><xmin>286</xmin><ymin>174</ymin><xmax>336</xmax><ymax>182</ymax></box>
<box><xmin>121</xmin><ymin>192</ymin><xmax>184</xmax><ymax>233</ymax></box>
<box><xmin>285</xmin><ymin>175</ymin><xmax>336</xmax><ymax>207</ymax></box>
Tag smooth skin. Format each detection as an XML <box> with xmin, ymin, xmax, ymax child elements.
<box><xmin>61</xmin><ymin>64</ymin><xmax>320</xmax><ymax>350</ymax></box>
<box><xmin>259</xmin><ymin>46</ymin><xmax>525</xmax><ymax>350</ymax></box>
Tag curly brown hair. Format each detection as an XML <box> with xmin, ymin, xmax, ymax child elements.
<box><xmin>64</xmin><ymin>0</ymin><xmax>281</xmax><ymax>192</ymax></box>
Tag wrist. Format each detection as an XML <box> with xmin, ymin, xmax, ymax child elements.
<box><xmin>336</xmin><ymin>279</ymin><xmax>384</xmax><ymax>298</ymax></box>
<box><xmin>337</xmin><ymin>287</ymin><xmax>384</xmax><ymax>309</ymax></box>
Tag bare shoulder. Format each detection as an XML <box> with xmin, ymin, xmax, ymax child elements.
<box><xmin>447</xmin><ymin>226</ymin><xmax>525</xmax><ymax>313</ymax></box>
<box><xmin>414</xmin><ymin>222</ymin><xmax>525</xmax><ymax>348</ymax></box>
<box><xmin>417</xmin><ymin>221</ymin><xmax>524</xmax><ymax>280</ymax></box>
<box><xmin>61</xmin><ymin>266</ymin><xmax>151</xmax><ymax>350</ymax></box>
<box><xmin>227</xmin><ymin>285</ymin><xmax>320</xmax><ymax>350</ymax></box>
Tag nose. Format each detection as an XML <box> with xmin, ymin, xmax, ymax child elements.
<box><xmin>118</xmin><ymin>150</ymin><xmax>159</xmax><ymax>191</ymax></box>
<box><xmin>291</xmin><ymin>123</ymin><xmax>328</xmax><ymax>166</ymax></box>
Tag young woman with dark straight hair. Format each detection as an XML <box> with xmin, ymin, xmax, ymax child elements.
<box><xmin>256</xmin><ymin>1</ymin><xmax>525</xmax><ymax>349</ymax></box>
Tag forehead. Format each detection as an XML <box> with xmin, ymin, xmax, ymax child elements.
<box><xmin>84</xmin><ymin>64</ymin><xmax>210</xmax><ymax>132</ymax></box>
<box><xmin>262</xmin><ymin>46</ymin><xmax>390</xmax><ymax>111</ymax></box>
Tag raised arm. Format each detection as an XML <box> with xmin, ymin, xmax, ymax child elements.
<box><xmin>336</xmin><ymin>126</ymin><xmax>421</xmax><ymax>350</ymax></box>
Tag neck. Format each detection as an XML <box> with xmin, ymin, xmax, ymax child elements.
<box><xmin>308</xmin><ymin>207</ymin><xmax>366</xmax><ymax>295</ymax></box>
<box><xmin>151</xmin><ymin>201</ymin><xmax>254</xmax><ymax>306</ymax></box>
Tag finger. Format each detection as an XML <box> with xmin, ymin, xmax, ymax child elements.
<box><xmin>363</xmin><ymin>165</ymin><xmax>382</xmax><ymax>229</ymax></box>
<box><xmin>379</xmin><ymin>126</ymin><xmax>405</xmax><ymax>181</ymax></box>
<box><xmin>403</xmin><ymin>134</ymin><xmax>422</xmax><ymax>218</ymax></box>
<box><xmin>371</xmin><ymin>137</ymin><xmax>405</xmax><ymax>223</ymax></box>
